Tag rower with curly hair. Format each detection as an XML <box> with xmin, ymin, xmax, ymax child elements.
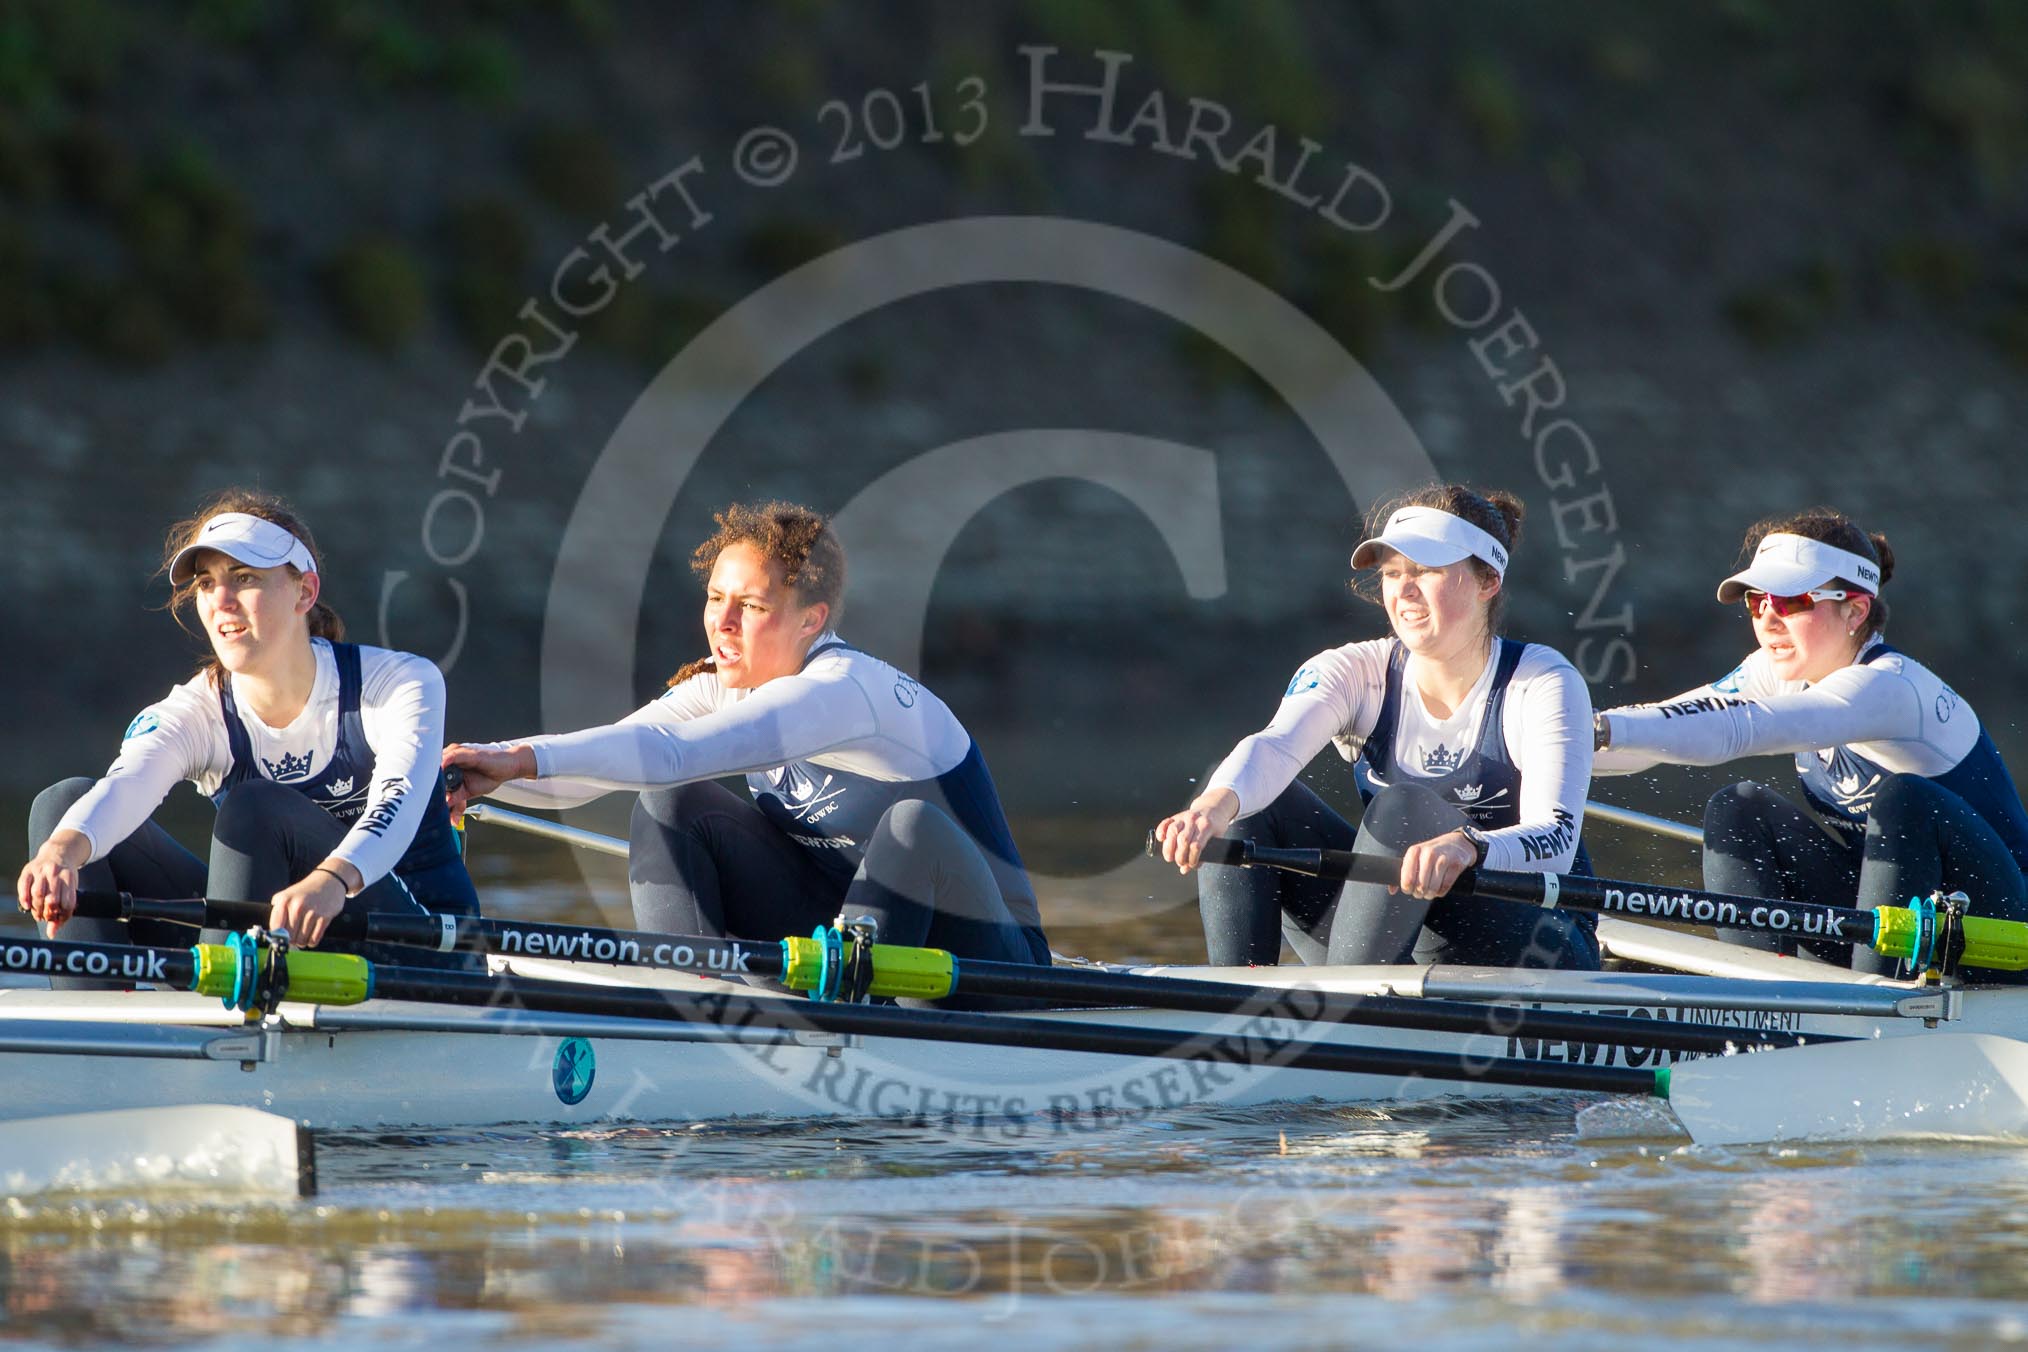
<box><xmin>443</xmin><ymin>501</ymin><xmax>1048</xmax><ymax>984</ymax></box>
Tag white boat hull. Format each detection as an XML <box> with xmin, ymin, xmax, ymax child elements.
<box><xmin>2</xmin><ymin>949</ymin><xmax>2021</xmax><ymax>1133</ymax></box>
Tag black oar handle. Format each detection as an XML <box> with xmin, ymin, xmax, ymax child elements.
<box><xmin>72</xmin><ymin>890</ymin><xmax>372</xmax><ymax>940</ymax></box>
<box><xmin>1144</xmin><ymin>831</ymin><xmax>1397</xmax><ymax>884</ymax></box>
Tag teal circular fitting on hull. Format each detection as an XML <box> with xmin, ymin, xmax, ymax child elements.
<box><xmin>552</xmin><ymin>1037</ymin><xmax>596</xmax><ymax>1106</ymax></box>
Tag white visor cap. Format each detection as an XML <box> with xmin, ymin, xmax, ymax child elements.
<box><xmin>169</xmin><ymin>512</ymin><xmax>318</xmax><ymax>585</ymax></box>
<box><xmin>1716</xmin><ymin>532</ymin><xmax>1881</xmax><ymax>603</ymax></box>
<box><xmin>1351</xmin><ymin>505</ymin><xmax>1509</xmax><ymax>579</ymax></box>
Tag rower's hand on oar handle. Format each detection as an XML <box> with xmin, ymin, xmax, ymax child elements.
<box><xmin>16</xmin><ymin>830</ymin><xmax>88</xmax><ymax>935</ymax></box>
<box><xmin>1151</xmin><ymin>789</ymin><xmax>1242</xmax><ymax>873</ymax></box>
<box><xmin>270</xmin><ymin>861</ymin><xmax>358</xmax><ymax>948</ymax></box>
<box><xmin>1394</xmin><ymin>830</ymin><xmax>1479</xmax><ymax>901</ymax></box>
<box><xmin>440</xmin><ymin>743</ymin><xmax>536</xmax><ymax>824</ymax></box>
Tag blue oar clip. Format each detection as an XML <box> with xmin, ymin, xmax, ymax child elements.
<box><xmin>806</xmin><ymin>924</ymin><xmax>844</xmax><ymax>1002</ymax></box>
<box><xmin>1905</xmin><ymin>893</ymin><xmax>1938</xmax><ymax>973</ymax></box>
<box><xmin>220</xmin><ymin>929</ymin><xmax>260</xmax><ymax>1013</ymax></box>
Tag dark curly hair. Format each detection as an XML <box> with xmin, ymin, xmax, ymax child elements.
<box><xmin>668</xmin><ymin>500</ymin><xmax>846</xmax><ymax>685</ymax></box>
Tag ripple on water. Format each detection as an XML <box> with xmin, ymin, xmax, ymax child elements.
<box><xmin>10</xmin><ymin>1098</ymin><xmax>2028</xmax><ymax>1348</ymax></box>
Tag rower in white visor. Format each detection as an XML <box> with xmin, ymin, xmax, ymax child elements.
<box><xmin>1594</xmin><ymin>510</ymin><xmax>2028</xmax><ymax>982</ymax></box>
<box><xmin>1154</xmin><ymin>485</ymin><xmax>1598</xmax><ymax>972</ymax></box>
<box><xmin>18</xmin><ymin>492</ymin><xmax>480</xmax><ymax>986</ymax></box>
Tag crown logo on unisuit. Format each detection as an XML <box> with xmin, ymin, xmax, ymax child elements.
<box><xmin>263</xmin><ymin>750</ymin><xmax>314</xmax><ymax>781</ymax></box>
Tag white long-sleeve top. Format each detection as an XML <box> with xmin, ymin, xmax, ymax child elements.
<box><xmin>1595</xmin><ymin>638</ymin><xmax>1979</xmax><ymax>776</ymax></box>
<box><xmin>57</xmin><ymin>640</ymin><xmax>447</xmax><ymax>886</ymax></box>
<box><xmin>487</xmin><ymin>637</ymin><xmax>972</xmax><ymax>807</ymax></box>
<box><xmin>1207</xmin><ymin>639</ymin><xmax>1592</xmax><ymax>873</ymax></box>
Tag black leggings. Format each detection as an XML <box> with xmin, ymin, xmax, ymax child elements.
<box><xmin>1704</xmin><ymin>774</ymin><xmax>2028</xmax><ymax>982</ymax></box>
<box><xmin>1197</xmin><ymin>780</ymin><xmax>1598</xmax><ymax>970</ymax></box>
<box><xmin>29</xmin><ymin>776</ymin><xmax>477</xmax><ymax>986</ymax></box>
<box><xmin>628</xmin><ymin>782</ymin><xmax>1046</xmax><ymax>1003</ymax></box>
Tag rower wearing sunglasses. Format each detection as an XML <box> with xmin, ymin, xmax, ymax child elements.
<box><xmin>1594</xmin><ymin>510</ymin><xmax>2028</xmax><ymax>980</ymax></box>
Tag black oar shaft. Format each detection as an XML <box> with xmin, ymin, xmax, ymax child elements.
<box><xmin>1202</xmin><ymin>841</ymin><xmax>1880</xmax><ymax>948</ymax></box>
<box><xmin>1475</xmin><ymin>867</ymin><xmax>1875</xmax><ymax>945</ymax></box>
<box><xmin>0</xmin><ymin>933</ymin><xmax>198</xmax><ymax>988</ymax></box>
<box><xmin>363</xmin><ymin>914</ymin><xmax>787</xmax><ymax>981</ymax></box>
<box><xmin>74</xmin><ymin>890</ymin><xmax>1822</xmax><ymax>1054</ymax></box>
<box><xmin>365</xmin><ymin>966</ymin><xmax>1659</xmax><ymax>1097</ymax></box>
<box><xmin>72</xmin><ymin>892</ymin><xmax>788</xmax><ymax>980</ymax></box>
<box><xmin>952</xmin><ymin>959</ymin><xmax>1818</xmax><ymax>1054</ymax></box>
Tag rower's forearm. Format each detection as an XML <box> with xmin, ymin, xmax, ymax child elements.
<box><xmin>38</xmin><ymin>829</ymin><xmax>91</xmax><ymax>871</ymax></box>
<box><xmin>315</xmin><ymin>856</ymin><xmax>363</xmax><ymax>895</ymax></box>
<box><xmin>487</xmin><ymin>774</ymin><xmax>610</xmax><ymax>810</ymax></box>
<box><xmin>1189</xmin><ymin>787</ymin><xmax>1240</xmax><ymax>828</ymax></box>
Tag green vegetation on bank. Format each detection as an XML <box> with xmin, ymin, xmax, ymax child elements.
<box><xmin>0</xmin><ymin>0</ymin><xmax>2026</xmax><ymax>370</ymax></box>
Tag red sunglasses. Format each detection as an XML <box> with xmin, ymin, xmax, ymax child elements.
<box><xmin>1742</xmin><ymin>588</ymin><xmax>1851</xmax><ymax>618</ymax></box>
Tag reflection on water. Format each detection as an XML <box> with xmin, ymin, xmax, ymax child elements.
<box><xmin>8</xmin><ymin>1102</ymin><xmax>2028</xmax><ymax>1348</ymax></box>
<box><xmin>2</xmin><ymin>809</ymin><xmax>2004</xmax><ymax>1349</ymax></box>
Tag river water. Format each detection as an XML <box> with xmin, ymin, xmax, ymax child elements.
<box><xmin>5</xmin><ymin>813</ymin><xmax>2027</xmax><ymax>1348</ymax></box>
<box><xmin>8</xmin><ymin>1101</ymin><xmax>2028</xmax><ymax>1349</ymax></box>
